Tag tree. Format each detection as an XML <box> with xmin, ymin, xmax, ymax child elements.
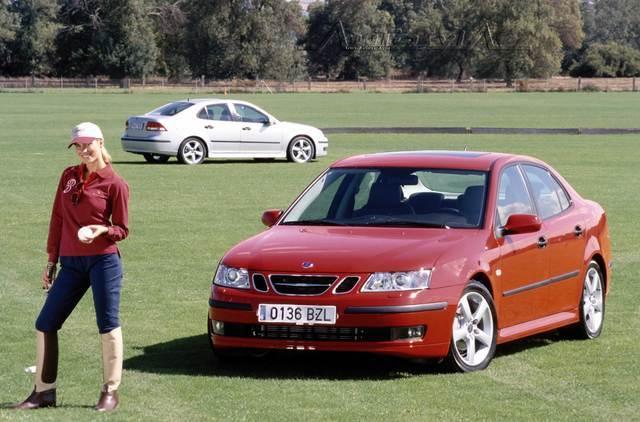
<box><xmin>590</xmin><ymin>0</ymin><xmax>640</xmax><ymax>49</ymax></box>
<box><xmin>184</xmin><ymin>0</ymin><xmax>306</xmax><ymax>80</ymax></box>
<box><xmin>306</xmin><ymin>0</ymin><xmax>394</xmax><ymax>79</ymax></box>
<box><xmin>0</xmin><ymin>2</ymin><xmax>19</xmax><ymax>73</ymax></box>
<box><xmin>7</xmin><ymin>0</ymin><xmax>60</xmax><ymax>75</ymax></box>
<box><xmin>56</xmin><ymin>0</ymin><xmax>158</xmax><ymax>78</ymax></box>
<box><xmin>148</xmin><ymin>0</ymin><xmax>190</xmax><ymax>79</ymax></box>
<box><xmin>406</xmin><ymin>0</ymin><xmax>490</xmax><ymax>80</ymax></box>
<box><xmin>478</xmin><ymin>0</ymin><xmax>562</xmax><ymax>85</ymax></box>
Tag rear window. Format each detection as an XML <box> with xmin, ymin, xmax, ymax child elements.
<box><xmin>149</xmin><ymin>102</ymin><xmax>194</xmax><ymax>116</ymax></box>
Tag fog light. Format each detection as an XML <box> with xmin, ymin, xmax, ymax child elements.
<box><xmin>391</xmin><ymin>325</ymin><xmax>426</xmax><ymax>340</ymax></box>
<box><xmin>212</xmin><ymin>320</ymin><xmax>225</xmax><ymax>335</ymax></box>
<box><xmin>407</xmin><ymin>326</ymin><xmax>425</xmax><ymax>338</ymax></box>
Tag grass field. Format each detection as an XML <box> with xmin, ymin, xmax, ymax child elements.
<box><xmin>0</xmin><ymin>92</ymin><xmax>639</xmax><ymax>421</ymax></box>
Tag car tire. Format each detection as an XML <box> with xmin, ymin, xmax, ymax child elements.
<box><xmin>573</xmin><ymin>261</ymin><xmax>605</xmax><ymax>339</ymax></box>
<box><xmin>178</xmin><ymin>137</ymin><xmax>206</xmax><ymax>165</ymax></box>
<box><xmin>143</xmin><ymin>153</ymin><xmax>170</xmax><ymax>164</ymax></box>
<box><xmin>287</xmin><ymin>136</ymin><xmax>315</xmax><ymax>163</ymax></box>
<box><xmin>446</xmin><ymin>281</ymin><xmax>497</xmax><ymax>372</ymax></box>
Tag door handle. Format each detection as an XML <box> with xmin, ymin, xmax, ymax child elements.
<box><xmin>204</xmin><ymin>125</ymin><xmax>214</xmax><ymax>129</ymax></box>
<box><xmin>574</xmin><ymin>225</ymin><xmax>584</xmax><ymax>237</ymax></box>
<box><xmin>537</xmin><ymin>236</ymin><xmax>548</xmax><ymax>248</ymax></box>
<box><xmin>242</xmin><ymin>127</ymin><xmax>251</xmax><ymax>131</ymax></box>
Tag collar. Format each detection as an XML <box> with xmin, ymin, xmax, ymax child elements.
<box><xmin>76</xmin><ymin>163</ymin><xmax>114</xmax><ymax>182</ymax></box>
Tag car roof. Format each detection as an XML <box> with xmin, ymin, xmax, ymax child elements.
<box><xmin>331</xmin><ymin>150</ymin><xmax>533</xmax><ymax>171</ymax></box>
<box><xmin>177</xmin><ymin>98</ymin><xmax>252</xmax><ymax>105</ymax></box>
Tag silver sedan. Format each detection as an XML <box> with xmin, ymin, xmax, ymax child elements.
<box><xmin>121</xmin><ymin>99</ymin><xmax>329</xmax><ymax>164</ymax></box>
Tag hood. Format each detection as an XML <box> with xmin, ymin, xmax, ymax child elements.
<box><xmin>222</xmin><ymin>225</ymin><xmax>475</xmax><ymax>274</ymax></box>
<box><xmin>280</xmin><ymin>121</ymin><xmax>324</xmax><ymax>136</ymax></box>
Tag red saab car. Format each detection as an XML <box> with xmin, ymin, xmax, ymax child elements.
<box><xmin>208</xmin><ymin>151</ymin><xmax>611</xmax><ymax>371</ymax></box>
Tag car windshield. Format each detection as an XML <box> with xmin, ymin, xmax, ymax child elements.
<box><xmin>282</xmin><ymin>168</ymin><xmax>488</xmax><ymax>228</ymax></box>
<box><xmin>149</xmin><ymin>101</ymin><xmax>194</xmax><ymax>116</ymax></box>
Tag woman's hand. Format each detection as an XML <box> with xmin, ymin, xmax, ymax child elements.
<box><xmin>79</xmin><ymin>225</ymin><xmax>109</xmax><ymax>244</ymax></box>
<box><xmin>42</xmin><ymin>262</ymin><xmax>56</xmax><ymax>290</ymax></box>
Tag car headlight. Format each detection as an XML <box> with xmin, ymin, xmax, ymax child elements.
<box><xmin>361</xmin><ymin>269</ymin><xmax>432</xmax><ymax>292</ymax></box>
<box><xmin>213</xmin><ymin>264</ymin><xmax>249</xmax><ymax>289</ymax></box>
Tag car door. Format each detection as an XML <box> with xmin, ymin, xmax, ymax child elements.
<box><xmin>197</xmin><ymin>103</ymin><xmax>243</xmax><ymax>155</ymax></box>
<box><xmin>521</xmin><ymin>164</ymin><xmax>586</xmax><ymax>314</ymax></box>
<box><xmin>231</xmin><ymin>103</ymin><xmax>283</xmax><ymax>154</ymax></box>
<box><xmin>495</xmin><ymin>165</ymin><xmax>550</xmax><ymax>327</ymax></box>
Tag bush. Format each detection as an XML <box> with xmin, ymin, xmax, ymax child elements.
<box><xmin>571</xmin><ymin>43</ymin><xmax>640</xmax><ymax>77</ymax></box>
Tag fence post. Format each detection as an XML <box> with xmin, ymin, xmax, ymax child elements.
<box><xmin>633</xmin><ymin>77</ymin><xmax>636</xmax><ymax>92</ymax></box>
<box><xmin>578</xmin><ymin>77</ymin><xmax>581</xmax><ymax>92</ymax></box>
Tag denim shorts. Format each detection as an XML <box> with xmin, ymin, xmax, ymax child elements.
<box><xmin>36</xmin><ymin>254</ymin><xmax>122</xmax><ymax>334</ymax></box>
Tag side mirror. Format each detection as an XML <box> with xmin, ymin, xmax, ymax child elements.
<box><xmin>261</xmin><ymin>209</ymin><xmax>283</xmax><ymax>227</ymax></box>
<box><xmin>502</xmin><ymin>214</ymin><xmax>541</xmax><ymax>235</ymax></box>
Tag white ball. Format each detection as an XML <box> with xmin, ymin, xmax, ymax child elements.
<box><xmin>78</xmin><ymin>226</ymin><xmax>93</xmax><ymax>241</ymax></box>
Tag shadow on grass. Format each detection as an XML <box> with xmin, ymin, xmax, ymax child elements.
<box><xmin>124</xmin><ymin>334</ymin><xmax>447</xmax><ymax>380</ymax></box>
<box><xmin>125</xmin><ymin>330</ymin><xmax>582</xmax><ymax>380</ymax></box>
<box><xmin>111</xmin><ymin>159</ymin><xmax>283</xmax><ymax>166</ymax></box>
<box><xmin>494</xmin><ymin>328</ymin><xmax>582</xmax><ymax>359</ymax></box>
<box><xmin>0</xmin><ymin>402</ymin><xmax>94</xmax><ymax>410</ymax></box>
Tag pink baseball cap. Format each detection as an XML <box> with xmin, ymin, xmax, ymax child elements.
<box><xmin>69</xmin><ymin>122</ymin><xmax>104</xmax><ymax>148</ymax></box>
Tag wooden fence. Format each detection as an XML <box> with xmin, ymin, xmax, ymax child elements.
<box><xmin>0</xmin><ymin>76</ymin><xmax>638</xmax><ymax>93</ymax></box>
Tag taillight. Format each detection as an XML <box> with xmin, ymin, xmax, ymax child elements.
<box><xmin>145</xmin><ymin>121</ymin><xmax>167</xmax><ymax>131</ymax></box>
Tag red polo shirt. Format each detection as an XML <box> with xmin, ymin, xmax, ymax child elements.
<box><xmin>47</xmin><ymin>164</ymin><xmax>129</xmax><ymax>262</ymax></box>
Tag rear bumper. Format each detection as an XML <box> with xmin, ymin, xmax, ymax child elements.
<box><xmin>121</xmin><ymin>137</ymin><xmax>176</xmax><ymax>155</ymax></box>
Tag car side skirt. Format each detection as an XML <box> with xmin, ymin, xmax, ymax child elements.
<box><xmin>497</xmin><ymin>310</ymin><xmax>579</xmax><ymax>344</ymax></box>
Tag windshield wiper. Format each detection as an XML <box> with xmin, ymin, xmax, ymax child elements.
<box><xmin>352</xmin><ymin>216</ymin><xmax>449</xmax><ymax>229</ymax></box>
<box><xmin>281</xmin><ymin>219</ymin><xmax>347</xmax><ymax>226</ymax></box>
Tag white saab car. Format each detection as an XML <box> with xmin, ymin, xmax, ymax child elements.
<box><xmin>121</xmin><ymin>99</ymin><xmax>329</xmax><ymax>164</ymax></box>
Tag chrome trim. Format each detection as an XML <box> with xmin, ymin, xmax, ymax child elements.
<box><xmin>252</xmin><ymin>273</ymin><xmax>269</xmax><ymax>293</ymax></box>
<box><xmin>268</xmin><ymin>274</ymin><xmax>338</xmax><ymax>296</ymax></box>
<box><xmin>345</xmin><ymin>302</ymin><xmax>448</xmax><ymax>314</ymax></box>
<box><xmin>332</xmin><ymin>276</ymin><xmax>361</xmax><ymax>295</ymax></box>
<box><xmin>121</xmin><ymin>137</ymin><xmax>172</xmax><ymax>143</ymax></box>
<box><xmin>502</xmin><ymin>270</ymin><xmax>580</xmax><ymax>297</ymax></box>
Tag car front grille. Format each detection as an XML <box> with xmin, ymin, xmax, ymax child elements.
<box><xmin>270</xmin><ymin>275</ymin><xmax>338</xmax><ymax>295</ymax></box>
<box><xmin>222</xmin><ymin>323</ymin><xmax>420</xmax><ymax>342</ymax></box>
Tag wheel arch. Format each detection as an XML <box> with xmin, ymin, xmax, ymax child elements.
<box><xmin>180</xmin><ymin>135</ymin><xmax>209</xmax><ymax>157</ymax></box>
<box><xmin>469</xmin><ymin>272</ymin><xmax>494</xmax><ymax>298</ymax></box>
<box><xmin>589</xmin><ymin>253</ymin><xmax>608</xmax><ymax>294</ymax></box>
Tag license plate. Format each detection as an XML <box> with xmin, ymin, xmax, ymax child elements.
<box><xmin>258</xmin><ymin>304</ymin><xmax>336</xmax><ymax>325</ymax></box>
<box><xmin>129</xmin><ymin>120</ymin><xmax>144</xmax><ymax>130</ymax></box>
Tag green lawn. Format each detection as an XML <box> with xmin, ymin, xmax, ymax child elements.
<box><xmin>0</xmin><ymin>92</ymin><xmax>638</xmax><ymax>420</ymax></box>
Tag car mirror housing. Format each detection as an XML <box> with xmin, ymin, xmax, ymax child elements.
<box><xmin>261</xmin><ymin>209</ymin><xmax>283</xmax><ymax>227</ymax></box>
<box><xmin>502</xmin><ymin>214</ymin><xmax>541</xmax><ymax>235</ymax></box>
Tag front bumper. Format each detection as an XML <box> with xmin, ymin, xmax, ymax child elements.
<box><xmin>208</xmin><ymin>284</ymin><xmax>459</xmax><ymax>359</ymax></box>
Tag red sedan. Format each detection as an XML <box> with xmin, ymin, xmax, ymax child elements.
<box><xmin>208</xmin><ymin>151</ymin><xmax>611</xmax><ymax>371</ymax></box>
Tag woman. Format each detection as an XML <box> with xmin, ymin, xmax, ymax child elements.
<box><xmin>14</xmin><ymin>122</ymin><xmax>129</xmax><ymax>412</ymax></box>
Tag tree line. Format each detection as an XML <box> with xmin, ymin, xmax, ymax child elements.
<box><xmin>1</xmin><ymin>0</ymin><xmax>639</xmax><ymax>82</ymax></box>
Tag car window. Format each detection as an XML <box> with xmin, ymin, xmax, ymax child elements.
<box><xmin>233</xmin><ymin>104</ymin><xmax>269</xmax><ymax>123</ymax></box>
<box><xmin>497</xmin><ymin>166</ymin><xmax>535</xmax><ymax>226</ymax></box>
<box><xmin>197</xmin><ymin>104</ymin><xmax>233</xmax><ymax>121</ymax></box>
<box><xmin>282</xmin><ymin>168</ymin><xmax>487</xmax><ymax>228</ymax></box>
<box><xmin>522</xmin><ymin>165</ymin><xmax>571</xmax><ymax>219</ymax></box>
<box><xmin>149</xmin><ymin>101</ymin><xmax>194</xmax><ymax>116</ymax></box>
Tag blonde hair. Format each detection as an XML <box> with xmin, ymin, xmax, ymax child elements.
<box><xmin>101</xmin><ymin>143</ymin><xmax>112</xmax><ymax>163</ymax></box>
